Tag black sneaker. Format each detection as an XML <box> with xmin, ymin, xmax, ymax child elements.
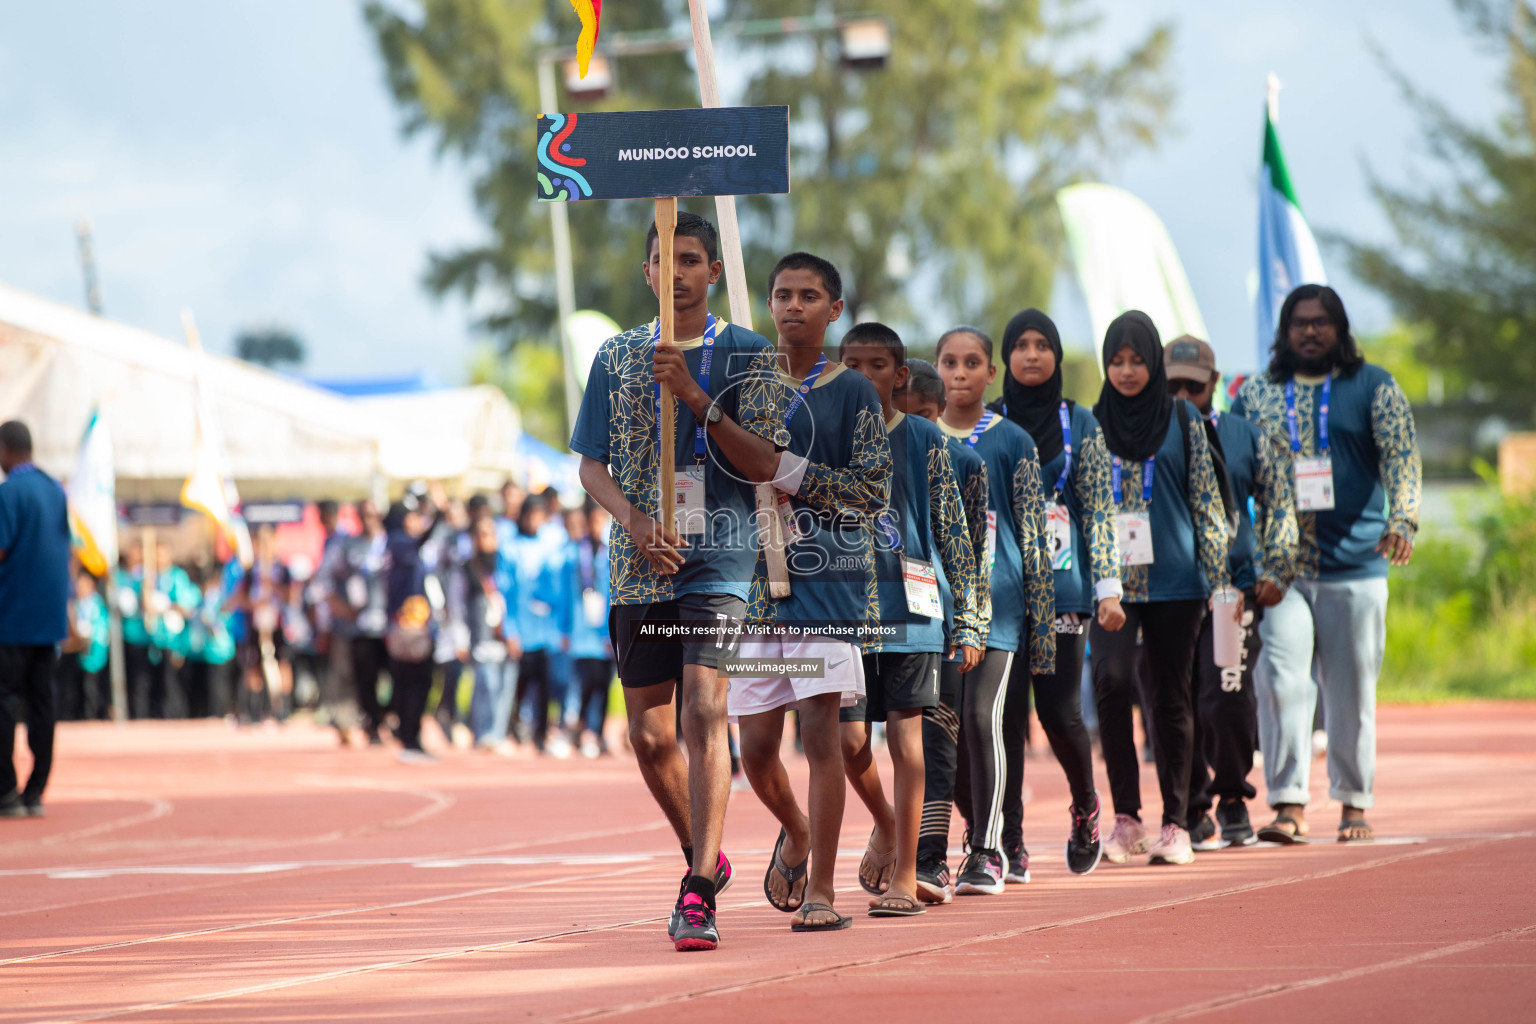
<box><xmin>1004</xmin><ymin>842</ymin><xmax>1031</xmax><ymax>884</ymax></box>
<box><xmin>915</xmin><ymin>858</ymin><xmax>953</xmax><ymax>904</ymax></box>
<box><xmin>1217</xmin><ymin>799</ymin><xmax>1256</xmax><ymax>847</ymax></box>
<box><xmin>22</xmin><ymin>796</ymin><xmax>43</xmax><ymax>818</ymax></box>
<box><xmin>668</xmin><ymin>852</ymin><xmax>734</xmax><ymax>938</ymax></box>
<box><xmin>1066</xmin><ymin>794</ymin><xmax>1103</xmax><ymax>875</ymax></box>
<box><xmin>672</xmin><ymin>891</ymin><xmax>719</xmax><ymax>952</ymax></box>
<box><xmin>954</xmin><ymin>849</ymin><xmax>1005</xmax><ymax>896</ymax></box>
<box><xmin>1188</xmin><ymin>811</ymin><xmax>1222</xmax><ymax>852</ymax></box>
<box><xmin>0</xmin><ymin>791</ymin><xmax>25</xmax><ymax>819</ymax></box>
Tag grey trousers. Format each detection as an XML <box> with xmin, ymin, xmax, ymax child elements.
<box><xmin>1254</xmin><ymin>576</ymin><xmax>1388</xmax><ymax>810</ymax></box>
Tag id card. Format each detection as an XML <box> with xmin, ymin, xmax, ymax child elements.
<box><xmin>985</xmin><ymin>510</ymin><xmax>998</xmax><ymax>572</ymax></box>
<box><xmin>1045</xmin><ymin>502</ymin><xmax>1074</xmax><ymax>572</ymax></box>
<box><xmin>346</xmin><ymin>576</ymin><xmax>368</xmax><ymax>609</ymax></box>
<box><xmin>1116</xmin><ymin>512</ymin><xmax>1154</xmax><ymax>566</ymax></box>
<box><xmin>674</xmin><ymin>464</ymin><xmax>707</xmax><ymax>534</ymax></box>
<box><xmin>902</xmin><ymin>557</ymin><xmax>943</xmax><ymax>618</ymax></box>
<box><xmin>1294</xmin><ymin>455</ymin><xmax>1336</xmax><ymax>511</ymax></box>
<box><xmin>582</xmin><ymin>588</ymin><xmax>606</xmax><ymax>627</ymax></box>
<box><xmin>484</xmin><ymin>592</ymin><xmax>505</xmax><ymax>630</ymax></box>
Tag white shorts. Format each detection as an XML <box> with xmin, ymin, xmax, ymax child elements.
<box><xmin>726</xmin><ymin>634</ymin><xmax>866</xmax><ymax>718</ymax></box>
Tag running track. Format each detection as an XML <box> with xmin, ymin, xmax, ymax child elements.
<box><xmin>3</xmin><ymin>704</ymin><xmax>1533</xmax><ymax>1023</ymax></box>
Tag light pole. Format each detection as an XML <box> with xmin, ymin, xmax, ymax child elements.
<box><xmin>537</xmin><ymin>13</ymin><xmax>893</xmax><ymax>438</ymax></box>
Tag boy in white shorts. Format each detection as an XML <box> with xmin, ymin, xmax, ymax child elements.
<box><xmin>730</xmin><ymin>253</ymin><xmax>892</xmax><ymax>933</ymax></box>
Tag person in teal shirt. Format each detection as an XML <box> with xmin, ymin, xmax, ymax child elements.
<box><xmin>185</xmin><ymin>561</ymin><xmax>237</xmax><ymax>718</ymax></box>
<box><xmin>1089</xmin><ymin>311</ymin><xmax>1232</xmax><ymax>869</ymax></box>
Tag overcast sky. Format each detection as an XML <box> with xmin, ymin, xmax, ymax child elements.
<box><xmin>0</xmin><ymin>1</ymin><xmax>1503</xmax><ymax>382</ymax></box>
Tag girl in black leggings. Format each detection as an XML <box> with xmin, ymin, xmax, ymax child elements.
<box><xmin>991</xmin><ymin>309</ymin><xmax>1124</xmax><ymax>880</ymax></box>
<box><xmin>1089</xmin><ymin>312</ymin><xmax>1233</xmax><ymax>867</ymax></box>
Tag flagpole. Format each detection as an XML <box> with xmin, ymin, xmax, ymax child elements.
<box><xmin>685</xmin><ymin>0</ymin><xmax>791</xmax><ymax>599</ymax></box>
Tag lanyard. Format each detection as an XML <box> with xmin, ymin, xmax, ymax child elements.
<box><xmin>782</xmin><ymin>352</ymin><xmax>828</xmax><ymax>427</ymax></box>
<box><xmin>877</xmin><ymin>511</ymin><xmax>902</xmax><ymax>552</ymax></box>
<box><xmin>1111</xmin><ymin>456</ymin><xmax>1155</xmax><ymax>506</ymax></box>
<box><xmin>963</xmin><ymin>411</ymin><xmax>995</xmax><ymax>449</ymax></box>
<box><xmin>1053</xmin><ymin>402</ymin><xmax>1072</xmax><ymax>498</ymax></box>
<box><xmin>1284</xmin><ymin>376</ymin><xmax>1330</xmax><ymax>454</ymax></box>
<box><xmin>1209</xmin><ymin>409</ymin><xmax>1219</xmax><ymax>428</ymax></box>
<box><xmin>653</xmin><ymin>314</ymin><xmax>718</xmax><ymax>464</ymax></box>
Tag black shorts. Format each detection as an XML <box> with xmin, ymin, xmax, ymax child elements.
<box><xmin>609</xmin><ymin>592</ymin><xmax>747</xmax><ymax>689</ymax></box>
<box><xmin>841</xmin><ymin>651</ymin><xmax>942</xmax><ymax>723</ymax></box>
<box><xmin>237</xmin><ymin>632</ymin><xmax>290</xmax><ymax>671</ymax></box>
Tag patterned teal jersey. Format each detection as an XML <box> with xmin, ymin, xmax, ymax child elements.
<box><xmin>1231</xmin><ymin>365</ymin><xmax>1420</xmax><ymax>581</ymax></box>
<box><xmin>946</xmin><ymin>438</ymin><xmax>991</xmax><ymax>646</ymax></box>
<box><xmin>1211</xmin><ymin>409</ymin><xmax>1297</xmax><ymax>591</ymax></box>
<box><xmin>937</xmin><ymin>414</ymin><xmax>1055</xmax><ymax>673</ymax></box>
<box><xmin>748</xmin><ymin>362</ymin><xmax>891</xmax><ymax>640</ymax></box>
<box><xmin>1033</xmin><ymin>403</ymin><xmax>1120</xmax><ymax>616</ymax></box>
<box><xmin>571</xmin><ymin>320</ymin><xmax>781</xmax><ymax>605</ymax></box>
<box><xmin>1105</xmin><ymin>401</ymin><xmax>1231</xmax><ymax>603</ymax></box>
<box><xmin>869</xmin><ymin>413</ymin><xmax>979</xmax><ymax>654</ymax></box>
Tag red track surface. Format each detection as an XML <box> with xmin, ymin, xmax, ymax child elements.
<box><xmin>3</xmin><ymin>703</ymin><xmax>1534</xmax><ymax>1023</ymax></box>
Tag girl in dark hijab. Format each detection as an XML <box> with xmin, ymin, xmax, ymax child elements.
<box><xmin>990</xmin><ymin>308</ymin><xmax>1123</xmax><ymax>878</ymax></box>
<box><xmin>1093</xmin><ymin>311</ymin><xmax>1174</xmax><ymax>463</ymax></box>
<box><xmin>1087</xmin><ymin>309</ymin><xmax>1233</xmax><ymax>870</ymax></box>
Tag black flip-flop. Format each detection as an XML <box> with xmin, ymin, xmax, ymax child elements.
<box><xmin>1257</xmin><ymin>814</ymin><xmax>1308</xmax><ymax>845</ymax></box>
<box><xmin>763</xmin><ymin>827</ymin><xmax>808</xmax><ymax>912</ymax></box>
<box><xmin>868</xmin><ymin>893</ymin><xmax>926</xmax><ymax>918</ymax></box>
<box><xmin>1337</xmin><ymin>818</ymin><xmax>1375</xmax><ymax>842</ymax></box>
<box><xmin>790</xmin><ymin>901</ymin><xmax>853</xmax><ymax>931</ymax></box>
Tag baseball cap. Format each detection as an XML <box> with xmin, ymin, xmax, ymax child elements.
<box><xmin>1164</xmin><ymin>335</ymin><xmax>1217</xmax><ymax>383</ymax></box>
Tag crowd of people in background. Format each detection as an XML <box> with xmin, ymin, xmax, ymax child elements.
<box><xmin>52</xmin><ymin>479</ymin><xmax>615</xmax><ymax>765</ymax></box>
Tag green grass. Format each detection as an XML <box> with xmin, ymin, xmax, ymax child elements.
<box><xmin>1379</xmin><ymin>491</ymin><xmax>1536</xmax><ymax>702</ymax></box>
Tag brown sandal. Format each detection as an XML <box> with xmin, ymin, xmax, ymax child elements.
<box><xmin>1257</xmin><ymin>814</ymin><xmax>1309</xmax><ymax>845</ymax></box>
<box><xmin>1337</xmin><ymin>818</ymin><xmax>1374</xmax><ymax>842</ymax></box>
<box><xmin>868</xmin><ymin>891</ymin><xmax>925</xmax><ymax>918</ymax></box>
<box><xmin>858</xmin><ymin>829</ymin><xmax>897</xmax><ymax>895</ymax></box>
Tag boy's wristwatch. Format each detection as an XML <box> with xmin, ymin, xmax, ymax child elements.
<box><xmin>703</xmin><ymin>404</ymin><xmax>723</xmax><ymax>425</ymax></box>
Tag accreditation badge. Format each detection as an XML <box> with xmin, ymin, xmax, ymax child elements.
<box><xmin>1294</xmin><ymin>455</ymin><xmax>1336</xmax><ymax>511</ymax></box>
<box><xmin>582</xmin><ymin>588</ymin><xmax>606</xmax><ymax>628</ymax></box>
<box><xmin>1116</xmin><ymin>512</ymin><xmax>1154</xmax><ymax>566</ymax></box>
<box><xmin>902</xmin><ymin>557</ymin><xmax>943</xmax><ymax>618</ymax></box>
<box><xmin>674</xmin><ymin>463</ymin><xmax>707</xmax><ymax>535</ymax></box>
<box><xmin>1045</xmin><ymin>502</ymin><xmax>1074</xmax><ymax>572</ymax></box>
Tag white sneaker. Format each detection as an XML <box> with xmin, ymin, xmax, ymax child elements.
<box><xmin>579</xmin><ymin>737</ymin><xmax>602</xmax><ymax>759</ymax></box>
<box><xmin>396</xmin><ymin>749</ymin><xmax>439</xmax><ymax>765</ymax></box>
<box><xmin>451</xmin><ymin>723</ymin><xmax>474</xmax><ymax>750</ymax></box>
<box><xmin>491</xmin><ymin>739</ymin><xmax>518</xmax><ymax>758</ymax></box>
<box><xmin>1148</xmin><ymin>823</ymin><xmax>1195</xmax><ymax>865</ymax></box>
<box><xmin>545</xmin><ymin>735</ymin><xmax>574</xmax><ymax>759</ymax></box>
<box><xmin>1102</xmin><ymin>814</ymin><xmax>1149</xmax><ymax>864</ymax></box>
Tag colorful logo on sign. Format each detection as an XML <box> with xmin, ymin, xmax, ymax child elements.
<box><xmin>538</xmin><ymin>113</ymin><xmax>593</xmax><ymax>201</ymax></box>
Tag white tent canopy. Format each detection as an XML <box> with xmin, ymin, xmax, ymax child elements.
<box><xmin>354</xmin><ymin>385</ymin><xmax>524</xmax><ymax>493</ymax></box>
<box><xmin>0</xmin><ymin>283</ymin><xmax>381</xmax><ymax>502</ymax></box>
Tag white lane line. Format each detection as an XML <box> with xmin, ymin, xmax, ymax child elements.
<box><xmin>552</xmin><ymin>831</ymin><xmax>1536</xmax><ymax>1023</ymax></box>
<box><xmin>20</xmin><ymin>833</ymin><xmax>1533</xmax><ymax>1023</ymax></box>
<box><xmin>0</xmin><ymin>795</ymin><xmax>173</xmax><ymax>853</ymax></box>
<box><xmin>27</xmin><ymin>863</ymin><xmax>664</xmax><ymax>1024</ymax></box>
<box><xmin>1126</xmin><ymin>923</ymin><xmax>1536</xmax><ymax>1023</ymax></box>
<box><xmin>0</xmin><ymin>859</ymin><xmax>662</xmax><ymax>970</ymax></box>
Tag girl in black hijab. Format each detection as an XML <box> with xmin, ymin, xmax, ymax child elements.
<box><xmin>989</xmin><ymin>309</ymin><xmax>1122</xmax><ymax>878</ymax></box>
<box><xmin>1088</xmin><ymin>310</ymin><xmax>1233</xmax><ymax>869</ymax></box>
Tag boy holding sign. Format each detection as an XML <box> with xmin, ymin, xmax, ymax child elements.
<box><xmin>572</xmin><ymin>213</ymin><xmax>784</xmax><ymax>953</ymax></box>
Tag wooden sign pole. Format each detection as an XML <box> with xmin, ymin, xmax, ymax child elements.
<box><xmin>686</xmin><ymin>0</ymin><xmax>792</xmax><ymax>598</ymax></box>
<box><xmin>655</xmin><ymin>196</ymin><xmax>678</xmax><ymax>525</ymax></box>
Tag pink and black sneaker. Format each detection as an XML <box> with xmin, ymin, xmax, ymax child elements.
<box><xmin>668</xmin><ymin>852</ymin><xmax>733</xmax><ymax>938</ymax></box>
<box><xmin>1066</xmin><ymin>794</ymin><xmax>1103</xmax><ymax>875</ymax></box>
<box><xmin>672</xmin><ymin>892</ymin><xmax>720</xmax><ymax>952</ymax></box>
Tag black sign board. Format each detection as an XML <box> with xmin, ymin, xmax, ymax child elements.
<box><xmin>242</xmin><ymin>501</ymin><xmax>306</xmax><ymax>525</ymax></box>
<box><xmin>537</xmin><ymin>106</ymin><xmax>790</xmax><ymax>202</ymax></box>
<box><xmin>122</xmin><ymin>504</ymin><xmax>183</xmax><ymax>527</ymax></box>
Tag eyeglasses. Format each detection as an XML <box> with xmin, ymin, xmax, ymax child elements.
<box><xmin>1289</xmin><ymin>316</ymin><xmax>1334</xmax><ymax>333</ymax></box>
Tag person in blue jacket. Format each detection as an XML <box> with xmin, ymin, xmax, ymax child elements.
<box><xmin>563</xmin><ymin>502</ymin><xmax>613</xmax><ymax>759</ymax></box>
<box><xmin>1089</xmin><ymin>311</ymin><xmax>1234</xmax><ymax>868</ymax></box>
<box><xmin>1232</xmin><ymin>285</ymin><xmax>1420</xmax><ymax>844</ymax></box>
<box><xmin>505</xmin><ymin>492</ymin><xmax>570</xmax><ymax>754</ymax></box>
<box><xmin>451</xmin><ymin>511</ymin><xmax>521</xmax><ymax>753</ymax></box>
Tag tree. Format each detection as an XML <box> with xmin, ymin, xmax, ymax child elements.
<box><xmin>367</xmin><ymin>1</ymin><xmax>1170</xmax><ymax>353</ymax></box>
<box><xmin>1340</xmin><ymin>0</ymin><xmax>1536</xmax><ymax>411</ymax></box>
<box><xmin>234</xmin><ymin>325</ymin><xmax>306</xmax><ymax>369</ymax></box>
<box><xmin>365</xmin><ymin>0</ymin><xmax>699</xmax><ymax>348</ymax></box>
<box><xmin>726</xmin><ymin>0</ymin><xmax>1172</xmax><ymax>334</ymax></box>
